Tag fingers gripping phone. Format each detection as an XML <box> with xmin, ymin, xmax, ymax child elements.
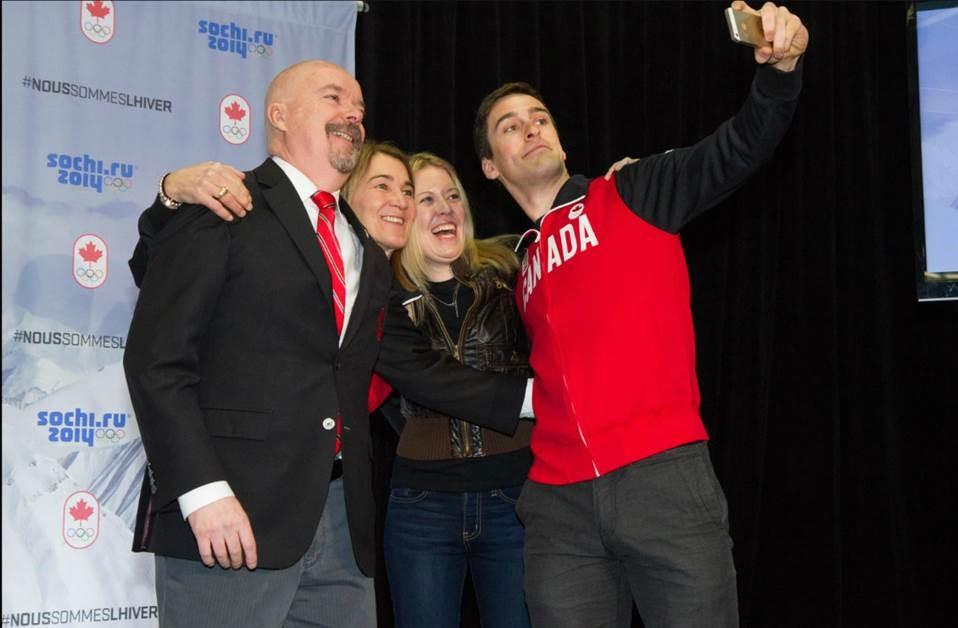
<box><xmin>725</xmin><ymin>8</ymin><xmax>768</xmax><ymax>48</ymax></box>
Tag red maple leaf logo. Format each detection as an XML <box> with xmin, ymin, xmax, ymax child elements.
<box><xmin>70</xmin><ymin>499</ymin><xmax>95</xmax><ymax>522</ymax></box>
<box><xmin>86</xmin><ymin>0</ymin><xmax>110</xmax><ymax>19</ymax></box>
<box><xmin>224</xmin><ymin>101</ymin><xmax>246</xmax><ymax>121</ymax></box>
<box><xmin>78</xmin><ymin>241</ymin><xmax>103</xmax><ymax>264</ymax></box>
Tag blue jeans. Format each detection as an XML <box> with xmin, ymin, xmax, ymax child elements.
<box><xmin>384</xmin><ymin>485</ymin><xmax>531</xmax><ymax>628</ymax></box>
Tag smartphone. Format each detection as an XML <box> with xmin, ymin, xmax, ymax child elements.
<box><xmin>725</xmin><ymin>8</ymin><xmax>768</xmax><ymax>48</ymax></box>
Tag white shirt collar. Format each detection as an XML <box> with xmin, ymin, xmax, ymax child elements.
<box><xmin>271</xmin><ymin>156</ymin><xmax>341</xmax><ymax>206</ymax></box>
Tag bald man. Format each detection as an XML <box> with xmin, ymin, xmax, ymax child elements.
<box><xmin>124</xmin><ymin>60</ymin><xmax>528</xmax><ymax>628</ymax></box>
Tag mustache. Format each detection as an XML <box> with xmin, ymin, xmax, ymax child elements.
<box><xmin>326</xmin><ymin>123</ymin><xmax>362</xmax><ymax>144</ymax></box>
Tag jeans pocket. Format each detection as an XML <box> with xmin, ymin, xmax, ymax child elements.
<box><xmin>389</xmin><ymin>487</ymin><xmax>430</xmax><ymax>504</ymax></box>
<box><xmin>678</xmin><ymin>453</ymin><xmax>729</xmax><ymax>530</ymax></box>
<box><xmin>491</xmin><ymin>484</ymin><xmax>523</xmax><ymax>506</ymax></box>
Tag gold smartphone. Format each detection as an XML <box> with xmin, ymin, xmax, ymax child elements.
<box><xmin>725</xmin><ymin>8</ymin><xmax>768</xmax><ymax>48</ymax></box>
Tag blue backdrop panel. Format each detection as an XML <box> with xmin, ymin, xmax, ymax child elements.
<box><xmin>1</xmin><ymin>2</ymin><xmax>356</xmax><ymax>625</ymax></box>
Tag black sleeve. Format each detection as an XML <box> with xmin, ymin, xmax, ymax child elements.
<box><xmin>123</xmin><ymin>207</ymin><xmax>230</xmax><ymax>507</ymax></box>
<box><xmin>374</xmin><ymin>287</ymin><xmax>525</xmax><ymax>437</ymax></box>
<box><xmin>128</xmin><ymin>195</ymin><xmax>179</xmax><ymax>288</ymax></box>
<box><xmin>614</xmin><ymin>61</ymin><xmax>803</xmax><ymax>233</ymax></box>
<box><xmin>378</xmin><ymin>393</ymin><xmax>406</xmax><ymax>435</ymax></box>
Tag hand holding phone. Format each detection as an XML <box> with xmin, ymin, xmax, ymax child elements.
<box><xmin>725</xmin><ymin>2</ymin><xmax>809</xmax><ymax>72</ymax></box>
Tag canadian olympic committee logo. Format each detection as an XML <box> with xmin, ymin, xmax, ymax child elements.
<box><xmin>220</xmin><ymin>94</ymin><xmax>250</xmax><ymax>145</ymax></box>
<box><xmin>80</xmin><ymin>0</ymin><xmax>114</xmax><ymax>44</ymax></box>
<box><xmin>63</xmin><ymin>491</ymin><xmax>100</xmax><ymax>549</ymax></box>
<box><xmin>73</xmin><ymin>235</ymin><xmax>108</xmax><ymax>289</ymax></box>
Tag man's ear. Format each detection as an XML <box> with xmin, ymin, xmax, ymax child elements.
<box><xmin>481</xmin><ymin>158</ymin><xmax>499</xmax><ymax>181</ymax></box>
<box><xmin>267</xmin><ymin>102</ymin><xmax>287</xmax><ymax>132</ymax></box>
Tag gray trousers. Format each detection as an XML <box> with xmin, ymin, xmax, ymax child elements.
<box><xmin>154</xmin><ymin>479</ymin><xmax>375</xmax><ymax>628</ymax></box>
<box><xmin>517</xmin><ymin>442</ymin><xmax>738</xmax><ymax>628</ymax></box>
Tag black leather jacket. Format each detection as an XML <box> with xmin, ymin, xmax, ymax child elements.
<box><xmin>397</xmin><ymin>266</ymin><xmax>532</xmax><ymax>460</ymax></box>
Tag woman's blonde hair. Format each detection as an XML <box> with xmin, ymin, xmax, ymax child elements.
<box><xmin>392</xmin><ymin>152</ymin><xmax>518</xmax><ymax>295</ymax></box>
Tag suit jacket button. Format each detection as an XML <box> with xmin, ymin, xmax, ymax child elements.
<box><xmin>322</xmin><ymin>417</ymin><xmax>336</xmax><ymax>430</ymax></box>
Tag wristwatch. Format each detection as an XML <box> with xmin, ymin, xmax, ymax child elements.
<box><xmin>157</xmin><ymin>173</ymin><xmax>182</xmax><ymax>210</ymax></box>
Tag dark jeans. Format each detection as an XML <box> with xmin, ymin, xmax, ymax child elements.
<box><xmin>517</xmin><ymin>442</ymin><xmax>738</xmax><ymax>628</ymax></box>
<box><xmin>384</xmin><ymin>485</ymin><xmax>531</xmax><ymax>628</ymax></box>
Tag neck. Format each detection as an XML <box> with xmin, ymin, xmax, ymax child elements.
<box><xmin>424</xmin><ymin>262</ymin><xmax>455</xmax><ymax>282</ymax></box>
<box><xmin>274</xmin><ymin>148</ymin><xmax>349</xmax><ymax>193</ymax></box>
<box><xmin>502</xmin><ymin>171</ymin><xmax>571</xmax><ymax>223</ymax></box>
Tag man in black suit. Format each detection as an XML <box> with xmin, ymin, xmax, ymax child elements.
<box><xmin>124</xmin><ymin>60</ymin><xmax>527</xmax><ymax>628</ymax></box>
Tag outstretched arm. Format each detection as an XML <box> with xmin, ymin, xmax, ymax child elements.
<box><xmin>612</xmin><ymin>1</ymin><xmax>808</xmax><ymax>233</ymax></box>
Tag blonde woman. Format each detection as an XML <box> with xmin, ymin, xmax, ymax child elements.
<box><xmin>384</xmin><ymin>152</ymin><xmax>533</xmax><ymax>628</ymax></box>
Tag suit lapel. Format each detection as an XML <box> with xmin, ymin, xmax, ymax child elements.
<box><xmin>339</xmin><ymin>197</ymin><xmax>384</xmax><ymax>351</ymax></box>
<box><xmin>255</xmin><ymin>159</ymin><xmax>335</xmax><ymax>308</ymax></box>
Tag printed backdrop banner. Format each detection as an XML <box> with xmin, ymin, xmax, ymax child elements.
<box><xmin>1</xmin><ymin>2</ymin><xmax>356</xmax><ymax>625</ymax></box>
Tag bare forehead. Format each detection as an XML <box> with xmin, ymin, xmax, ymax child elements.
<box><xmin>369</xmin><ymin>153</ymin><xmax>406</xmax><ymax>174</ymax></box>
<box><xmin>309</xmin><ymin>65</ymin><xmax>363</xmax><ymax>97</ymax></box>
<box><xmin>414</xmin><ymin>165</ymin><xmax>454</xmax><ymax>187</ymax></box>
<box><xmin>488</xmin><ymin>94</ymin><xmax>550</xmax><ymax>127</ymax></box>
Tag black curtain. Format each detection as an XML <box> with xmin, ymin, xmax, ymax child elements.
<box><xmin>358</xmin><ymin>2</ymin><xmax>958</xmax><ymax>626</ymax></box>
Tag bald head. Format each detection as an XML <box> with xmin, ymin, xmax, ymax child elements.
<box><xmin>265</xmin><ymin>60</ymin><xmax>337</xmax><ymax>129</ymax></box>
<box><xmin>265</xmin><ymin>60</ymin><xmax>366</xmax><ymax>190</ymax></box>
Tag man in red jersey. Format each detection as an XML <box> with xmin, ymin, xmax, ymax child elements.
<box><xmin>472</xmin><ymin>2</ymin><xmax>808</xmax><ymax>626</ymax></box>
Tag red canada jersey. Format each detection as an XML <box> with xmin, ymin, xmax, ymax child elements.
<box><xmin>516</xmin><ymin>176</ymin><xmax>708</xmax><ymax>485</ymax></box>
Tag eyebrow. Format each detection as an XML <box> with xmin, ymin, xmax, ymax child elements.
<box><xmin>493</xmin><ymin>106</ymin><xmax>551</xmax><ymax>132</ymax></box>
<box><xmin>370</xmin><ymin>174</ymin><xmax>413</xmax><ymax>187</ymax></box>
<box><xmin>320</xmin><ymin>83</ymin><xmax>366</xmax><ymax>111</ymax></box>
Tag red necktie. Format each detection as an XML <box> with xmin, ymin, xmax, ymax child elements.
<box><xmin>310</xmin><ymin>190</ymin><xmax>346</xmax><ymax>454</ymax></box>
<box><xmin>311</xmin><ymin>191</ymin><xmax>346</xmax><ymax>335</ymax></box>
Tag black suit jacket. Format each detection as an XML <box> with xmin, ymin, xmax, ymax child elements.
<box><xmin>124</xmin><ymin>159</ymin><xmax>525</xmax><ymax>573</ymax></box>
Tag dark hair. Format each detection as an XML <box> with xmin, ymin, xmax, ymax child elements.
<box><xmin>473</xmin><ymin>82</ymin><xmax>548</xmax><ymax>162</ymax></box>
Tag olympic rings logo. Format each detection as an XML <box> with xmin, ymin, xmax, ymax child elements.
<box><xmin>83</xmin><ymin>21</ymin><xmax>111</xmax><ymax>37</ymax></box>
<box><xmin>96</xmin><ymin>428</ymin><xmax>126</xmax><ymax>442</ymax></box>
<box><xmin>247</xmin><ymin>44</ymin><xmax>272</xmax><ymax>57</ymax></box>
<box><xmin>76</xmin><ymin>267</ymin><xmax>105</xmax><ymax>280</ymax></box>
<box><xmin>103</xmin><ymin>176</ymin><xmax>133</xmax><ymax>191</ymax></box>
<box><xmin>222</xmin><ymin>124</ymin><xmax>248</xmax><ymax>138</ymax></box>
<box><xmin>66</xmin><ymin>527</ymin><xmax>96</xmax><ymax>539</ymax></box>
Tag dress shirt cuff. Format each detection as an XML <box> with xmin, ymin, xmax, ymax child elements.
<box><xmin>519</xmin><ymin>379</ymin><xmax>535</xmax><ymax>418</ymax></box>
<box><xmin>178</xmin><ymin>481</ymin><xmax>234</xmax><ymax>520</ymax></box>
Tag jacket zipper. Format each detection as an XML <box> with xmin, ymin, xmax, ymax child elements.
<box><xmin>429</xmin><ymin>282</ymin><xmax>481</xmax><ymax>458</ymax></box>
<box><xmin>534</xmin><ymin>216</ymin><xmax>600</xmax><ymax>478</ymax></box>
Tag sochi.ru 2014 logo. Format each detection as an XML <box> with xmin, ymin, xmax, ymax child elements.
<box><xmin>81</xmin><ymin>0</ymin><xmax>114</xmax><ymax>44</ymax></box>
<box><xmin>47</xmin><ymin>152</ymin><xmax>135</xmax><ymax>194</ymax></box>
<box><xmin>73</xmin><ymin>235</ymin><xmax>107</xmax><ymax>289</ymax></box>
<box><xmin>220</xmin><ymin>95</ymin><xmax>250</xmax><ymax>145</ymax></box>
<box><xmin>198</xmin><ymin>19</ymin><xmax>275</xmax><ymax>59</ymax></box>
<box><xmin>63</xmin><ymin>491</ymin><xmax>100</xmax><ymax>549</ymax></box>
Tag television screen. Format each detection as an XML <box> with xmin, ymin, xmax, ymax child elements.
<box><xmin>910</xmin><ymin>1</ymin><xmax>958</xmax><ymax>300</ymax></box>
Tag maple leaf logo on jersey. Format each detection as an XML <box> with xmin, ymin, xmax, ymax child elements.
<box><xmin>86</xmin><ymin>0</ymin><xmax>109</xmax><ymax>18</ymax></box>
<box><xmin>70</xmin><ymin>499</ymin><xmax>95</xmax><ymax>522</ymax></box>
<box><xmin>78</xmin><ymin>240</ymin><xmax>103</xmax><ymax>264</ymax></box>
<box><xmin>220</xmin><ymin>94</ymin><xmax>251</xmax><ymax>145</ymax></box>
<box><xmin>224</xmin><ymin>101</ymin><xmax>247</xmax><ymax>121</ymax></box>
